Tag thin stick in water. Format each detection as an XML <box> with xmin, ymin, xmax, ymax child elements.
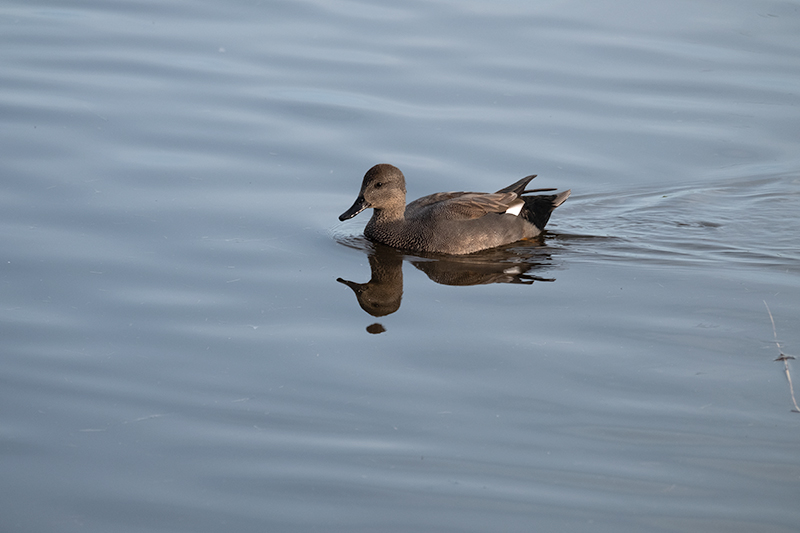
<box><xmin>764</xmin><ymin>301</ymin><xmax>799</xmax><ymax>413</ymax></box>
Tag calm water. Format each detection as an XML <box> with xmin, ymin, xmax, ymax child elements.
<box><xmin>2</xmin><ymin>0</ymin><xmax>800</xmax><ymax>531</ymax></box>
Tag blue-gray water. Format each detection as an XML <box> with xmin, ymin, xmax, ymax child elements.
<box><xmin>2</xmin><ymin>1</ymin><xmax>800</xmax><ymax>532</ymax></box>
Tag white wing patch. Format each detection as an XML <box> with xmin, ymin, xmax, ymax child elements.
<box><xmin>505</xmin><ymin>200</ymin><xmax>524</xmax><ymax>216</ymax></box>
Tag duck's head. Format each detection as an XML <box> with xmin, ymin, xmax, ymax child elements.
<box><xmin>339</xmin><ymin>164</ymin><xmax>407</xmax><ymax>221</ymax></box>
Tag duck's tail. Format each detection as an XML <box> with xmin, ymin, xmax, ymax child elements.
<box><xmin>520</xmin><ymin>189</ymin><xmax>571</xmax><ymax>231</ymax></box>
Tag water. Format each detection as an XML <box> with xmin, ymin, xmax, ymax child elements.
<box><xmin>2</xmin><ymin>0</ymin><xmax>800</xmax><ymax>531</ymax></box>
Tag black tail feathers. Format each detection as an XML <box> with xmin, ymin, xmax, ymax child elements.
<box><xmin>521</xmin><ymin>190</ymin><xmax>571</xmax><ymax>231</ymax></box>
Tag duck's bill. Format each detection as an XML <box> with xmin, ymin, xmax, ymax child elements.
<box><xmin>339</xmin><ymin>196</ymin><xmax>367</xmax><ymax>221</ymax></box>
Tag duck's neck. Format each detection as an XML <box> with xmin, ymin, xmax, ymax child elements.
<box><xmin>370</xmin><ymin>206</ymin><xmax>405</xmax><ymax>224</ymax></box>
<box><xmin>365</xmin><ymin>208</ymin><xmax>406</xmax><ymax>245</ymax></box>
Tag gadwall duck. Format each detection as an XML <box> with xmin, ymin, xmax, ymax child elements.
<box><xmin>339</xmin><ymin>164</ymin><xmax>570</xmax><ymax>255</ymax></box>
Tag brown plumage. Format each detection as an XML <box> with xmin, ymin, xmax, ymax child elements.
<box><xmin>339</xmin><ymin>164</ymin><xmax>570</xmax><ymax>255</ymax></box>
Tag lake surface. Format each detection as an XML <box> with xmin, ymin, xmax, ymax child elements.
<box><xmin>2</xmin><ymin>0</ymin><xmax>800</xmax><ymax>531</ymax></box>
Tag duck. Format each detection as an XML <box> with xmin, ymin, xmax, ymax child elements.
<box><xmin>339</xmin><ymin>164</ymin><xmax>570</xmax><ymax>255</ymax></box>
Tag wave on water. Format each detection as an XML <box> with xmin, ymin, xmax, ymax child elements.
<box><xmin>551</xmin><ymin>172</ymin><xmax>800</xmax><ymax>272</ymax></box>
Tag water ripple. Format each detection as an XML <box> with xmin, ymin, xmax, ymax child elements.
<box><xmin>554</xmin><ymin>173</ymin><xmax>800</xmax><ymax>271</ymax></box>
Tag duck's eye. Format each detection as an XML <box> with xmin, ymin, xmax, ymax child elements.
<box><xmin>374</xmin><ymin>182</ymin><xmax>383</xmax><ymax>188</ymax></box>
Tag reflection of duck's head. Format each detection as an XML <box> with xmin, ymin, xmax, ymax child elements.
<box><xmin>336</xmin><ymin>245</ymin><xmax>404</xmax><ymax>317</ymax></box>
<box><xmin>336</xmin><ymin>276</ymin><xmax>401</xmax><ymax>317</ymax></box>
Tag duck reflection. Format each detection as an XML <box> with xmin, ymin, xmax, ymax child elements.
<box><xmin>337</xmin><ymin>239</ymin><xmax>557</xmax><ymax>328</ymax></box>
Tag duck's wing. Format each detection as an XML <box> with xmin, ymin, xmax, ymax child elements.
<box><xmin>407</xmin><ymin>191</ymin><xmax>521</xmax><ymax>220</ymax></box>
<box><xmin>405</xmin><ymin>191</ymin><xmax>467</xmax><ymax>213</ymax></box>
